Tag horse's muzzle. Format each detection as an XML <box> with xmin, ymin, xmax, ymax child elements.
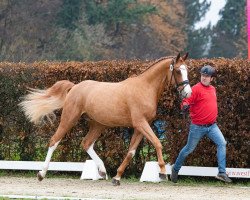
<box><xmin>181</xmin><ymin>84</ymin><xmax>192</xmax><ymax>98</ymax></box>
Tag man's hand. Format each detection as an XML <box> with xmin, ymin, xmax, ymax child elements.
<box><xmin>181</xmin><ymin>104</ymin><xmax>190</xmax><ymax>114</ymax></box>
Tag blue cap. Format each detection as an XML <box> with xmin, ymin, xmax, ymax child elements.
<box><xmin>200</xmin><ymin>65</ymin><xmax>216</xmax><ymax>77</ymax></box>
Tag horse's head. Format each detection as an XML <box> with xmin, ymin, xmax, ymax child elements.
<box><xmin>169</xmin><ymin>52</ymin><xmax>192</xmax><ymax>98</ymax></box>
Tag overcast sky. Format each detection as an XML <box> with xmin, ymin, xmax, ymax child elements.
<box><xmin>195</xmin><ymin>0</ymin><xmax>226</xmax><ymax>29</ymax></box>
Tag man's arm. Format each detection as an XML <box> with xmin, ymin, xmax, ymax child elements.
<box><xmin>180</xmin><ymin>86</ymin><xmax>197</xmax><ymax>113</ymax></box>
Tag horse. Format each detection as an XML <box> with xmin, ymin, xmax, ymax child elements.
<box><xmin>19</xmin><ymin>52</ymin><xmax>192</xmax><ymax>186</ymax></box>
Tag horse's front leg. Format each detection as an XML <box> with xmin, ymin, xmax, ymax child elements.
<box><xmin>133</xmin><ymin>118</ymin><xmax>167</xmax><ymax>180</ymax></box>
<box><xmin>112</xmin><ymin>129</ymin><xmax>143</xmax><ymax>186</ymax></box>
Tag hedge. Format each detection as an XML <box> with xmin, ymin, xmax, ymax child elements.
<box><xmin>0</xmin><ymin>58</ymin><xmax>249</xmax><ymax>177</ymax></box>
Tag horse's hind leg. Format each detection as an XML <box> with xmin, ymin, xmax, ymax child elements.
<box><xmin>81</xmin><ymin>120</ymin><xmax>107</xmax><ymax>179</ymax></box>
<box><xmin>37</xmin><ymin>140</ymin><xmax>60</xmax><ymax>181</ymax></box>
<box><xmin>37</xmin><ymin>97</ymin><xmax>82</xmax><ymax>181</ymax></box>
<box><xmin>112</xmin><ymin>129</ymin><xmax>143</xmax><ymax>186</ymax></box>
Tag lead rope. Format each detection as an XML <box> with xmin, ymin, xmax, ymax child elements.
<box><xmin>165</xmin><ymin>58</ymin><xmax>189</xmax><ymax>134</ymax></box>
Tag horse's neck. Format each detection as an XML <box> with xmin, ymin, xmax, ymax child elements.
<box><xmin>139</xmin><ymin>59</ymin><xmax>170</xmax><ymax>86</ymax></box>
<box><xmin>139</xmin><ymin>59</ymin><xmax>170</xmax><ymax>98</ymax></box>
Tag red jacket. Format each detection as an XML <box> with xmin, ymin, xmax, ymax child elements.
<box><xmin>182</xmin><ymin>82</ymin><xmax>218</xmax><ymax>125</ymax></box>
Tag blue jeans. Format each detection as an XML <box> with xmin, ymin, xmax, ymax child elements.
<box><xmin>174</xmin><ymin>123</ymin><xmax>227</xmax><ymax>173</ymax></box>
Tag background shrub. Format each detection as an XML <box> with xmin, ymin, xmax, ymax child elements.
<box><xmin>0</xmin><ymin>58</ymin><xmax>249</xmax><ymax>177</ymax></box>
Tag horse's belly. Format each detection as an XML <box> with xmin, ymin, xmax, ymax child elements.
<box><xmin>87</xmin><ymin>107</ymin><xmax>132</xmax><ymax>127</ymax></box>
<box><xmin>85</xmin><ymin>90</ymin><xmax>132</xmax><ymax>127</ymax></box>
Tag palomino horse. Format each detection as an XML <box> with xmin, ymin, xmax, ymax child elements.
<box><xmin>19</xmin><ymin>52</ymin><xmax>192</xmax><ymax>186</ymax></box>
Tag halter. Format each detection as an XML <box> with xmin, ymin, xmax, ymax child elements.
<box><xmin>167</xmin><ymin>58</ymin><xmax>190</xmax><ymax>95</ymax></box>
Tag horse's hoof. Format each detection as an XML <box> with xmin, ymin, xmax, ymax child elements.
<box><xmin>98</xmin><ymin>170</ymin><xmax>107</xmax><ymax>179</ymax></box>
<box><xmin>112</xmin><ymin>178</ymin><xmax>120</xmax><ymax>186</ymax></box>
<box><xmin>159</xmin><ymin>173</ymin><xmax>168</xmax><ymax>180</ymax></box>
<box><xmin>37</xmin><ymin>172</ymin><xmax>44</xmax><ymax>181</ymax></box>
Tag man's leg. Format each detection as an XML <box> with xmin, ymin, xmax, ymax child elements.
<box><xmin>171</xmin><ymin>124</ymin><xmax>205</xmax><ymax>183</ymax></box>
<box><xmin>207</xmin><ymin>124</ymin><xmax>232</xmax><ymax>183</ymax></box>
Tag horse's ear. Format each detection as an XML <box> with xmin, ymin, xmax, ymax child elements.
<box><xmin>176</xmin><ymin>52</ymin><xmax>181</xmax><ymax>62</ymax></box>
<box><xmin>182</xmin><ymin>52</ymin><xmax>189</xmax><ymax>61</ymax></box>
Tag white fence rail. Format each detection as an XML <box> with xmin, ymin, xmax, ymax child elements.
<box><xmin>140</xmin><ymin>162</ymin><xmax>250</xmax><ymax>182</ymax></box>
<box><xmin>0</xmin><ymin>160</ymin><xmax>103</xmax><ymax>180</ymax></box>
<box><xmin>1</xmin><ymin>160</ymin><xmax>249</xmax><ymax>182</ymax></box>
<box><xmin>0</xmin><ymin>160</ymin><xmax>84</xmax><ymax>171</ymax></box>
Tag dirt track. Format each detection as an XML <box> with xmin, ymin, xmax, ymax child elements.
<box><xmin>0</xmin><ymin>176</ymin><xmax>249</xmax><ymax>200</ymax></box>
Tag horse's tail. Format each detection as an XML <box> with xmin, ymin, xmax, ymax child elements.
<box><xmin>19</xmin><ymin>80</ymin><xmax>75</xmax><ymax>124</ymax></box>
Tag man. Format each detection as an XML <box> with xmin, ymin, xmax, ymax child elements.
<box><xmin>170</xmin><ymin>65</ymin><xmax>232</xmax><ymax>183</ymax></box>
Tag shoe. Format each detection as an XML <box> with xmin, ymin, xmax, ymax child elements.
<box><xmin>170</xmin><ymin>165</ymin><xmax>178</xmax><ymax>183</ymax></box>
<box><xmin>215</xmin><ymin>173</ymin><xmax>232</xmax><ymax>183</ymax></box>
